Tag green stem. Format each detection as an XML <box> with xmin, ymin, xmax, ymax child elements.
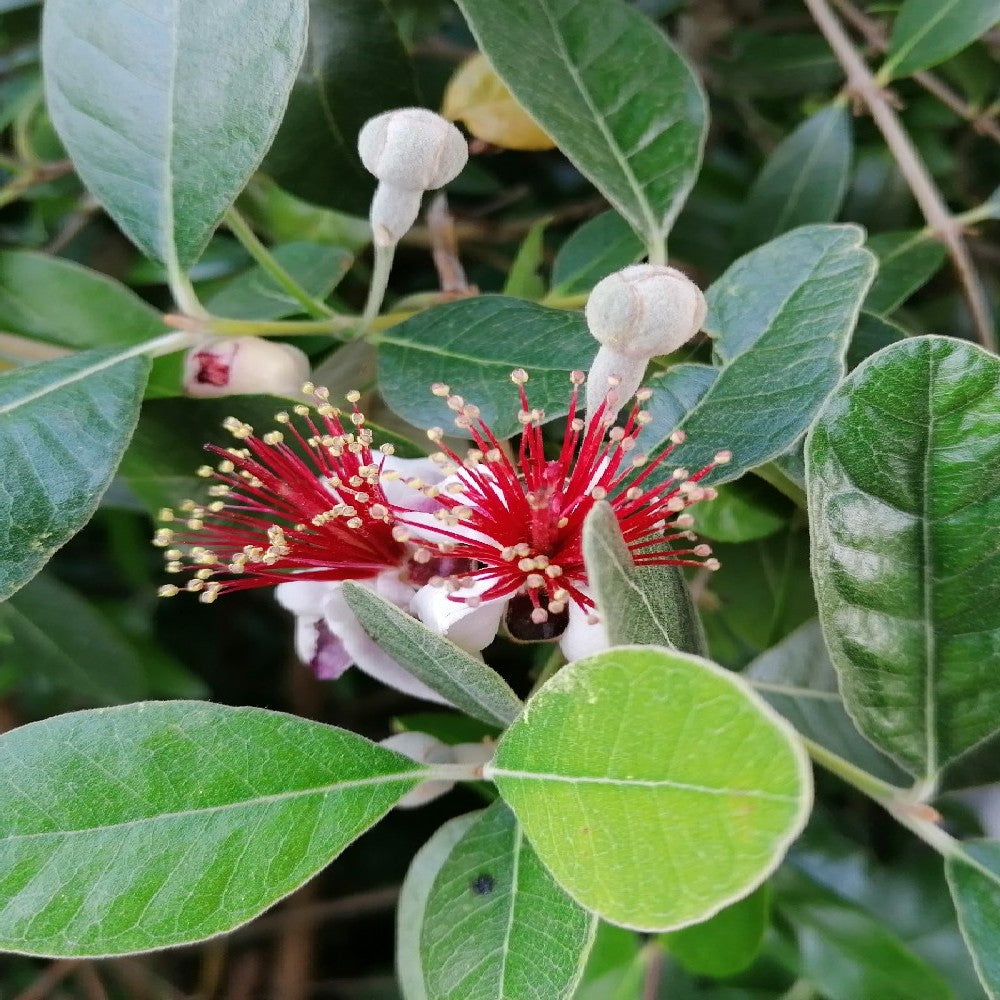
<box><xmin>361</xmin><ymin>241</ymin><xmax>396</xmax><ymax>332</ymax></box>
<box><xmin>166</xmin><ymin>259</ymin><xmax>209</xmax><ymax>320</ymax></box>
<box><xmin>802</xmin><ymin>737</ymin><xmax>901</xmax><ymax>804</ymax></box>
<box><xmin>780</xmin><ymin>979</ymin><xmax>818</xmax><ymax>1000</ymax></box>
<box><xmin>224</xmin><ymin>208</ymin><xmax>335</xmax><ymax>320</ymax></box>
<box><xmin>646</xmin><ymin>237</ymin><xmax>667</xmax><ymax>266</ymax></box>
<box><xmin>204</xmin><ymin>315</ymin><xmax>355</xmax><ymax>339</ymax></box>
<box><xmin>754</xmin><ymin>462</ymin><xmax>808</xmax><ymax>509</ymax></box>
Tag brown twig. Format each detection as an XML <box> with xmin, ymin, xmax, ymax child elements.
<box><xmin>831</xmin><ymin>0</ymin><xmax>1000</xmax><ymax>144</ymax></box>
<box><xmin>12</xmin><ymin>961</ymin><xmax>75</xmax><ymax>1000</ymax></box>
<box><xmin>804</xmin><ymin>0</ymin><xmax>996</xmax><ymax>352</ymax></box>
<box><xmin>72</xmin><ymin>964</ymin><xmax>108</xmax><ymax>1000</ymax></box>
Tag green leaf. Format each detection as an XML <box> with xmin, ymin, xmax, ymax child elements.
<box><xmin>807</xmin><ymin>336</ymin><xmax>1000</xmax><ymax>781</ymax></box>
<box><xmin>0</xmin><ymin>251</ymin><xmax>165</xmax><ymax>349</ymax></box>
<box><xmin>503</xmin><ymin>217</ymin><xmax>549</xmax><ymax>300</ymax></box>
<box><xmin>846</xmin><ymin>311</ymin><xmax>907</xmax><ymax>371</ymax></box>
<box><xmin>885</xmin><ymin>0</ymin><xmax>999</xmax><ymax>78</ymax></box>
<box><xmin>688</xmin><ymin>479</ymin><xmax>790</xmax><ymax>543</ymax></box>
<box><xmin>726</xmin><ymin>31</ymin><xmax>841</xmax><ymax>97</ymax></box>
<box><xmin>377</xmin><ymin>296</ymin><xmax>596</xmax><ymax>439</ymax></box>
<box><xmin>0</xmin><ymin>702</ymin><xmax>423</xmax><ymax>956</ymax></box>
<box><xmin>416</xmin><ymin>802</ymin><xmax>597</xmax><ymax>1000</ymax></box>
<box><xmin>205</xmin><ymin>242</ymin><xmax>352</xmax><ymax>320</ymax></box>
<box><xmin>42</xmin><ymin>0</ymin><xmax>308</xmax><ymax>270</ymax></box>
<box><xmin>644</xmin><ymin>224</ymin><xmax>877</xmax><ymax>487</ymax></box>
<box><xmin>263</xmin><ymin>0</ymin><xmax>419</xmax><ymax>214</ymax></box>
<box><xmin>0</xmin><ymin>348</ymin><xmax>149</xmax><ymax>602</ymax></box>
<box><xmin>743</xmin><ymin>621</ymin><xmax>909</xmax><ymax>786</ymax></box>
<box><xmin>779</xmin><ymin>870</ymin><xmax>957</xmax><ymax>1000</ymax></box>
<box><xmin>865</xmin><ymin>231</ymin><xmax>947</xmax><ymax>315</ymax></box>
<box><xmin>662</xmin><ymin>885</ymin><xmax>769</xmax><ymax>978</ymax></box>
<box><xmin>0</xmin><ymin>574</ymin><xmax>145</xmax><ymax>706</ymax></box>
<box><xmin>398</xmin><ymin>813</ymin><xmax>481</xmax><ymax>1000</ymax></box>
<box><xmin>455</xmin><ymin>0</ymin><xmax>707</xmax><ymax>249</ymax></box>
<box><xmin>734</xmin><ymin>106</ymin><xmax>852</xmax><ymax>253</ymax></box>
<box><xmin>487</xmin><ymin>645</ymin><xmax>812</xmax><ymax>931</ymax></box>
<box><xmin>946</xmin><ymin>840</ymin><xmax>1000</xmax><ymax>999</ymax></box>
<box><xmin>119</xmin><ymin>394</ymin><xmax>423</xmax><ymax>515</ymax></box>
<box><xmin>342</xmin><ymin>582</ymin><xmax>523</xmax><ymax>728</ymax></box>
<box><xmin>549</xmin><ymin>210</ymin><xmax>644</xmax><ymax>298</ymax></box>
<box><xmin>582</xmin><ymin>502</ymin><xmax>708</xmax><ymax>656</ymax></box>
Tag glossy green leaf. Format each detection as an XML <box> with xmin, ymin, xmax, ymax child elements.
<box><xmin>582</xmin><ymin>502</ymin><xmax>708</xmax><ymax>656</ymax></box>
<box><xmin>807</xmin><ymin>336</ymin><xmax>1000</xmax><ymax>781</ymax></box>
<box><xmin>726</xmin><ymin>31</ymin><xmax>841</xmax><ymax>97</ymax></box>
<box><xmin>343</xmin><ymin>582</ymin><xmax>523</xmax><ymax>728</ymax></box>
<box><xmin>263</xmin><ymin>0</ymin><xmax>418</xmax><ymax>214</ymax></box>
<box><xmin>744</xmin><ymin>621</ymin><xmax>909</xmax><ymax>786</ymax></box>
<box><xmin>688</xmin><ymin>479</ymin><xmax>789</xmax><ymax>543</ymax></box>
<box><xmin>398</xmin><ymin>812</ymin><xmax>481</xmax><ymax>1000</ymax></box>
<box><xmin>455</xmin><ymin>0</ymin><xmax>707</xmax><ymax>249</ymax></box>
<box><xmin>0</xmin><ymin>251</ymin><xmax>165</xmax><ymax>349</ymax></box>
<box><xmin>416</xmin><ymin>802</ymin><xmax>596</xmax><ymax>1000</ymax></box>
<box><xmin>0</xmin><ymin>702</ymin><xmax>423</xmax><ymax>956</ymax></box>
<box><xmin>119</xmin><ymin>394</ymin><xmax>423</xmax><ymax>515</ymax></box>
<box><xmin>488</xmin><ymin>645</ymin><xmax>812</xmax><ymax>931</ymax></box>
<box><xmin>42</xmin><ymin>0</ymin><xmax>308</xmax><ymax>270</ymax></box>
<box><xmin>734</xmin><ymin>106</ymin><xmax>852</xmax><ymax>253</ymax></box>
<box><xmin>662</xmin><ymin>886</ymin><xmax>769</xmax><ymax>978</ymax></box>
<box><xmin>0</xmin><ymin>348</ymin><xmax>149</xmax><ymax>601</ymax></box>
<box><xmin>865</xmin><ymin>231</ymin><xmax>947</xmax><ymax>315</ymax></box>
<box><xmin>947</xmin><ymin>840</ymin><xmax>1000</xmax><ymax>999</ymax></box>
<box><xmin>644</xmin><ymin>225</ymin><xmax>877</xmax><ymax>487</ymax></box>
<box><xmin>885</xmin><ymin>0</ymin><xmax>999</xmax><ymax>78</ymax></box>
<box><xmin>205</xmin><ymin>242</ymin><xmax>352</xmax><ymax>320</ymax></box>
<box><xmin>378</xmin><ymin>296</ymin><xmax>596</xmax><ymax>439</ymax></box>
<box><xmin>549</xmin><ymin>210</ymin><xmax>644</xmax><ymax>298</ymax></box>
<box><xmin>0</xmin><ymin>574</ymin><xmax>145</xmax><ymax>706</ymax></box>
<box><xmin>779</xmin><ymin>871</ymin><xmax>957</xmax><ymax>1000</ymax></box>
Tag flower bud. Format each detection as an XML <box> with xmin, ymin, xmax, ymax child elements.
<box><xmin>585</xmin><ymin>264</ymin><xmax>706</xmax><ymax>361</ymax></box>
<box><xmin>358</xmin><ymin>107</ymin><xmax>468</xmax><ymax>247</ymax></box>
<box><xmin>183</xmin><ymin>337</ymin><xmax>310</xmax><ymax>398</ymax></box>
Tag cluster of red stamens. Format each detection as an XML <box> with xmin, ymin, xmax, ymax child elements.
<box><xmin>397</xmin><ymin>369</ymin><xmax>730</xmax><ymax>626</ymax></box>
<box><xmin>153</xmin><ymin>386</ymin><xmax>424</xmax><ymax>602</ymax></box>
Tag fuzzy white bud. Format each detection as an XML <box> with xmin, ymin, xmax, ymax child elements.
<box><xmin>183</xmin><ymin>337</ymin><xmax>310</xmax><ymax>398</ymax></box>
<box><xmin>358</xmin><ymin>108</ymin><xmax>468</xmax><ymax>247</ymax></box>
<box><xmin>585</xmin><ymin>264</ymin><xmax>707</xmax><ymax>361</ymax></box>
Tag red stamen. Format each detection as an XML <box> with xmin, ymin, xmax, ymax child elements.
<box><xmin>401</xmin><ymin>372</ymin><xmax>729</xmax><ymax>623</ymax></box>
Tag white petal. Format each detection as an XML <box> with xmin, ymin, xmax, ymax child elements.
<box><xmin>275</xmin><ymin>579</ymin><xmax>340</xmax><ymax>617</ymax></box>
<box><xmin>379</xmin><ymin>455</ymin><xmax>444</xmax><ymax>510</ymax></box>
<box><xmin>323</xmin><ymin>585</ymin><xmax>449</xmax><ymax>704</ymax></box>
<box><xmin>411</xmin><ymin>581</ymin><xmax>506</xmax><ymax>653</ymax></box>
<box><xmin>374</xmin><ymin>567</ymin><xmax>419</xmax><ymax>610</ymax></box>
<box><xmin>559</xmin><ymin>600</ymin><xmax>610</xmax><ymax>662</ymax></box>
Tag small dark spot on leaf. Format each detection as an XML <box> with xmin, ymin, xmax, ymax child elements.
<box><xmin>471</xmin><ymin>873</ymin><xmax>495</xmax><ymax>895</ymax></box>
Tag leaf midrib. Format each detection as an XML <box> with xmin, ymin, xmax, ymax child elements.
<box><xmin>0</xmin><ymin>769</ymin><xmax>422</xmax><ymax>846</ymax></box>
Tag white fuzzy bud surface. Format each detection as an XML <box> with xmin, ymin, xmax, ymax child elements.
<box><xmin>183</xmin><ymin>337</ymin><xmax>310</xmax><ymax>399</ymax></box>
<box><xmin>585</xmin><ymin>264</ymin><xmax>707</xmax><ymax>360</ymax></box>
<box><xmin>358</xmin><ymin>108</ymin><xmax>468</xmax><ymax>247</ymax></box>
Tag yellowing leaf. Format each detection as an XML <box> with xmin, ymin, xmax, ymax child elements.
<box><xmin>442</xmin><ymin>53</ymin><xmax>555</xmax><ymax>151</ymax></box>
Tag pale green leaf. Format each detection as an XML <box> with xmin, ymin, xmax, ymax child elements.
<box><xmin>417</xmin><ymin>802</ymin><xmax>596</xmax><ymax>1000</ymax></box>
<box><xmin>398</xmin><ymin>813</ymin><xmax>481</xmax><ymax>1000</ymax></box>
<box><xmin>743</xmin><ymin>621</ymin><xmax>909</xmax><ymax>786</ymax></box>
<box><xmin>0</xmin><ymin>348</ymin><xmax>149</xmax><ymax>601</ymax></box>
<box><xmin>582</xmin><ymin>502</ymin><xmax>707</xmax><ymax>656</ymax></box>
<box><xmin>377</xmin><ymin>296</ymin><xmax>596</xmax><ymax>439</ymax></box>
<box><xmin>42</xmin><ymin>0</ymin><xmax>308</xmax><ymax>270</ymax></box>
<box><xmin>549</xmin><ymin>210</ymin><xmax>644</xmax><ymax>298</ymax></box>
<box><xmin>885</xmin><ymin>0</ymin><xmax>999</xmax><ymax>78</ymax></box>
<box><xmin>807</xmin><ymin>336</ymin><xmax>1000</xmax><ymax>781</ymax></box>
<box><xmin>643</xmin><ymin>224</ymin><xmax>877</xmax><ymax>487</ymax></box>
<box><xmin>947</xmin><ymin>840</ymin><xmax>1000</xmax><ymax>999</ymax></box>
<box><xmin>0</xmin><ymin>702</ymin><xmax>423</xmax><ymax>956</ymax></box>
<box><xmin>735</xmin><ymin>105</ymin><xmax>852</xmax><ymax>252</ymax></box>
<box><xmin>865</xmin><ymin>231</ymin><xmax>947</xmax><ymax>315</ymax></box>
<box><xmin>488</xmin><ymin>645</ymin><xmax>812</xmax><ymax>931</ymax></box>
<box><xmin>342</xmin><ymin>582</ymin><xmax>523</xmax><ymax>728</ymax></box>
<box><xmin>455</xmin><ymin>0</ymin><xmax>707</xmax><ymax>249</ymax></box>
